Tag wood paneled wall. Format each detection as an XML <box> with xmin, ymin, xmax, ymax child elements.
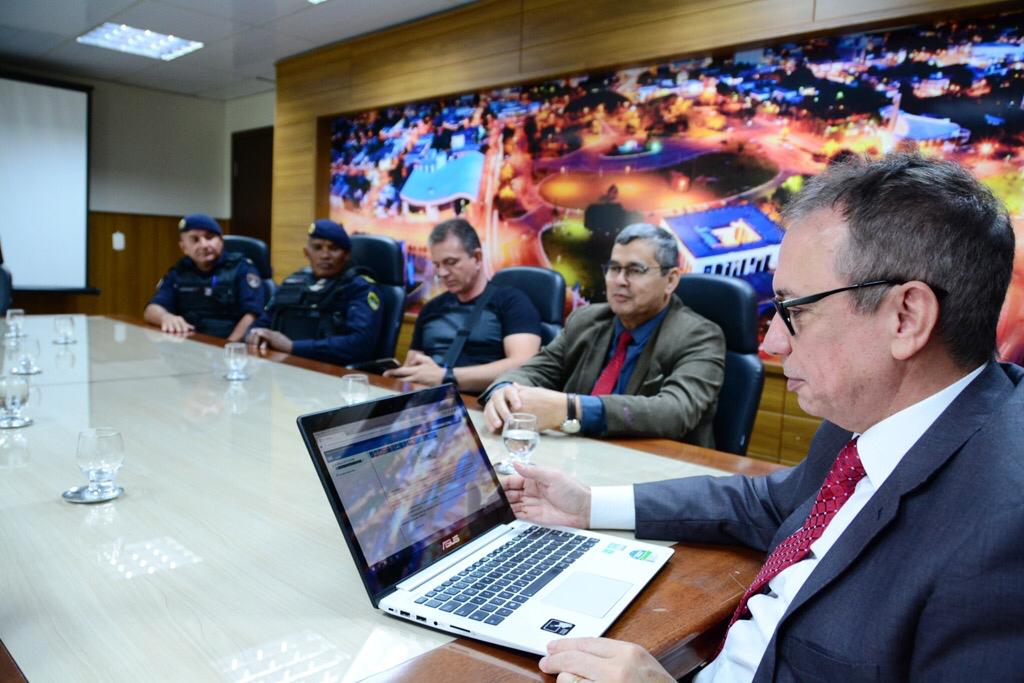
<box><xmin>13</xmin><ymin>212</ymin><xmax>229</xmax><ymax>318</ymax></box>
<box><xmin>272</xmin><ymin>0</ymin><xmax>1000</xmax><ymax>276</ymax></box>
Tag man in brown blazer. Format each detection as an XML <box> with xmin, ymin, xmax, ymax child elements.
<box><xmin>482</xmin><ymin>223</ymin><xmax>725</xmax><ymax>445</ymax></box>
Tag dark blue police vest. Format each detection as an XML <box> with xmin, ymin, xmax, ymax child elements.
<box><xmin>268</xmin><ymin>267</ymin><xmax>372</xmax><ymax>341</ymax></box>
<box><xmin>173</xmin><ymin>251</ymin><xmax>247</xmax><ymax>337</ymax></box>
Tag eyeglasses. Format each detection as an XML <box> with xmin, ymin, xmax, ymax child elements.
<box><xmin>771</xmin><ymin>279</ymin><xmax>905</xmax><ymax>336</ymax></box>
<box><xmin>602</xmin><ymin>262</ymin><xmax>672</xmax><ymax>280</ymax></box>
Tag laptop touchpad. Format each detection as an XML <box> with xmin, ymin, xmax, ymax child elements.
<box><xmin>542</xmin><ymin>572</ymin><xmax>632</xmax><ymax>618</ymax></box>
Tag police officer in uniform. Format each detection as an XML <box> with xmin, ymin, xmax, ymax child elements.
<box><xmin>246</xmin><ymin>219</ymin><xmax>383</xmax><ymax>366</ymax></box>
<box><xmin>144</xmin><ymin>214</ymin><xmax>265</xmax><ymax>340</ymax></box>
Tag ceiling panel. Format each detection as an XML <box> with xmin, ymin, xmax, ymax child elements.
<box><xmin>194</xmin><ymin>77</ymin><xmax>276</xmax><ymax>101</ymax></box>
<box><xmin>41</xmin><ymin>40</ymin><xmax>156</xmax><ymax>80</ymax></box>
<box><xmin>0</xmin><ymin>0</ymin><xmax>137</xmax><ymax>36</ymax></box>
<box><xmin>159</xmin><ymin>0</ymin><xmax>310</xmax><ymax>26</ymax></box>
<box><xmin>273</xmin><ymin>0</ymin><xmax>474</xmax><ymax>44</ymax></box>
<box><xmin>0</xmin><ymin>25</ymin><xmax>69</xmax><ymax>60</ymax></box>
<box><xmin>107</xmin><ymin>1</ymin><xmax>251</xmax><ymax>44</ymax></box>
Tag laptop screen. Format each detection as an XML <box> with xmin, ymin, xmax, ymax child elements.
<box><xmin>298</xmin><ymin>384</ymin><xmax>514</xmax><ymax>603</ymax></box>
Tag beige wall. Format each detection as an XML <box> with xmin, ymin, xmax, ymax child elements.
<box><xmin>272</xmin><ymin>0</ymin><xmax>1000</xmax><ymax>276</ymax></box>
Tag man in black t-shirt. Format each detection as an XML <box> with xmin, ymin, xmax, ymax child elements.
<box><xmin>385</xmin><ymin>218</ymin><xmax>542</xmax><ymax>393</ymax></box>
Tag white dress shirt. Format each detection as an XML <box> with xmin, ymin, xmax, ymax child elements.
<box><xmin>589</xmin><ymin>366</ymin><xmax>984</xmax><ymax>682</ymax></box>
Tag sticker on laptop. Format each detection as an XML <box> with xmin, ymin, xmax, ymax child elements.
<box><xmin>602</xmin><ymin>542</ymin><xmax>627</xmax><ymax>554</ymax></box>
<box><xmin>629</xmin><ymin>549</ymin><xmax>655</xmax><ymax>562</ymax></box>
<box><xmin>541</xmin><ymin>619</ymin><xmax>576</xmax><ymax>635</ymax></box>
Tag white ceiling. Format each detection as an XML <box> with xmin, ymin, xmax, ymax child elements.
<box><xmin>0</xmin><ymin>0</ymin><xmax>476</xmax><ymax>100</ymax></box>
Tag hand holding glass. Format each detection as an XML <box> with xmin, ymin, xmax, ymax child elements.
<box><xmin>340</xmin><ymin>374</ymin><xmax>369</xmax><ymax>405</ymax></box>
<box><xmin>496</xmin><ymin>413</ymin><xmax>539</xmax><ymax>475</ymax></box>
<box><xmin>53</xmin><ymin>316</ymin><xmax>76</xmax><ymax>344</ymax></box>
<box><xmin>63</xmin><ymin>428</ymin><xmax>125</xmax><ymax>503</ymax></box>
<box><xmin>0</xmin><ymin>376</ymin><xmax>32</xmax><ymax>428</ymax></box>
<box><xmin>224</xmin><ymin>342</ymin><xmax>250</xmax><ymax>381</ymax></box>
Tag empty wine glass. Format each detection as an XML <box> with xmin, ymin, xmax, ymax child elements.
<box><xmin>340</xmin><ymin>374</ymin><xmax>369</xmax><ymax>405</ymax></box>
<box><xmin>0</xmin><ymin>376</ymin><xmax>32</xmax><ymax>429</ymax></box>
<box><xmin>4</xmin><ymin>309</ymin><xmax>25</xmax><ymax>338</ymax></box>
<box><xmin>63</xmin><ymin>428</ymin><xmax>125</xmax><ymax>504</ymax></box>
<box><xmin>224</xmin><ymin>342</ymin><xmax>250</xmax><ymax>381</ymax></box>
<box><xmin>53</xmin><ymin>316</ymin><xmax>76</xmax><ymax>344</ymax></box>
<box><xmin>9</xmin><ymin>338</ymin><xmax>41</xmax><ymax>375</ymax></box>
<box><xmin>496</xmin><ymin>413</ymin><xmax>539</xmax><ymax>475</ymax></box>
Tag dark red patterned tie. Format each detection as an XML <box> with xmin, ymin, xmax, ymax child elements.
<box><xmin>727</xmin><ymin>438</ymin><xmax>866</xmax><ymax>628</ymax></box>
<box><xmin>591</xmin><ymin>331</ymin><xmax>633</xmax><ymax>395</ymax></box>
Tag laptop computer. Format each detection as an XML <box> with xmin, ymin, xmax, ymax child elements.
<box><xmin>297</xmin><ymin>383</ymin><xmax>673</xmax><ymax>655</ymax></box>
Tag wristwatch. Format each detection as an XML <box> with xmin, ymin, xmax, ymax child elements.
<box><xmin>560</xmin><ymin>393</ymin><xmax>581</xmax><ymax>434</ymax></box>
<box><xmin>443</xmin><ymin>366</ymin><xmax>458</xmax><ymax>387</ymax></box>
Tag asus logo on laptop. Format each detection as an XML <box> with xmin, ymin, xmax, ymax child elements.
<box><xmin>442</xmin><ymin>533</ymin><xmax>461</xmax><ymax>551</ymax></box>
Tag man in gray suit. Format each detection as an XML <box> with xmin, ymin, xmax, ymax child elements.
<box><xmin>482</xmin><ymin>223</ymin><xmax>725</xmax><ymax>445</ymax></box>
<box><xmin>504</xmin><ymin>154</ymin><xmax>1023</xmax><ymax>682</ymax></box>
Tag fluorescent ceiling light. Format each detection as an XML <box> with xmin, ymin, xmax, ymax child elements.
<box><xmin>76</xmin><ymin>23</ymin><xmax>203</xmax><ymax>61</ymax></box>
<box><xmin>308</xmin><ymin>0</ymin><xmax>330</xmax><ymax>4</ymax></box>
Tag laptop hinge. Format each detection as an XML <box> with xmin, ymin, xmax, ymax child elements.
<box><xmin>394</xmin><ymin>523</ymin><xmax>518</xmax><ymax>593</ymax></box>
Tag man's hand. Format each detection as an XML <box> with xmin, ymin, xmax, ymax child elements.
<box><xmin>502</xmin><ymin>462</ymin><xmax>591</xmax><ymax>529</ymax></box>
<box><xmin>160</xmin><ymin>313</ymin><xmax>194</xmax><ymax>335</ymax></box>
<box><xmin>484</xmin><ymin>383</ymin><xmax>569</xmax><ymax>432</ymax></box>
<box><xmin>246</xmin><ymin>327</ymin><xmax>294</xmax><ymax>354</ymax></box>
<box><xmin>383</xmin><ymin>350</ymin><xmax>445</xmax><ymax>386</ymax></box>
<box><xmin>539</xmin><ymin>638</ymin><xmax>674</xmax><ymax>683</ymax></box>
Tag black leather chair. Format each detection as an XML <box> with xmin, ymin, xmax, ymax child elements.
<box><xmin>0</xmin><ymin>266</ymin><xmax>11</xmax><ymax>315</ymax></box>
<box><xmin>675</xmin><ymin>274</ymin><xmax>764</xmax><ymax>456</ymax></box>
<box><xmin>223</xmin><ymin>235</ymin><xmax>275</xmax><ymax>299</ymax></box>
<box><xmin>490</xmin><ymin>266</ymin><xmax>566</xmax><ymax>345</ymax></box>
<box><xmin>349</xmin><ymin>234</ymin><xmax>406</xmax><ymax>362</ymax></box>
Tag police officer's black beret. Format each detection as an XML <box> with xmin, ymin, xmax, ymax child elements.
<box><xmin>308</xmin><ymin>219</ymin><xmax>351</xmax><ymax>250</ymax></box>
<box><xmin>178</xmin><ymin>214</ymin><xmax>223</xmax><ymax>236</ymax></box>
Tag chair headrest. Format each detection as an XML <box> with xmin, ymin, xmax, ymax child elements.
<box><xmin>349</xmin><ymin>234</ymin><xmax>405</xmax><ymax>286</ymax></box>
<box><xmin>223</xmin><ymin>235</ymin><xmax>272</xmax><ymax>279</ymax></box>
<box><xmin>675</xmin><ymin>274</ymin><xmax>759</xmax><ymax>353</ymax></box>
<box><xmin>490</xmin><ymin>266</ymin><xmax>566</xmax><ymax>324</ymax></box>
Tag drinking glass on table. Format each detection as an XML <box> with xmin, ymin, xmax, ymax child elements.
<box><xmin>0</xmin><ymin>376</ymin><xmax>32</xmax><ymax>428</ymax></box>
<box><xmin>4</xmin><ymin>309</ymin><xmax>25</xmax><ymax>338</ymax></box>
<box><xmin>340</xmin><ymin>374</ymin><xmax>369</xmax><ymax>405</ymax></box>
<box><xmin>223</xmin><ymin>342</ymin><xmax>250</xmax><ymax>381</ymax></box>
<box><xmin>9</xmin><ymin>338</ymin><xmax>41</xmax><ymax>375</ymax></box>
<box><xmin>63</xmin><ymin>428</ymin><xmax>125</xmax><ymax>503</ymax></box>
<box><xmin>496</xmin><ymin>412</ymin><xmax>539</xmax><ymax>475</ymax></box>
<box><xmin>53</xmin><ymin>316</ymin><xmax>76</xmax><ymax>344</ymax></box>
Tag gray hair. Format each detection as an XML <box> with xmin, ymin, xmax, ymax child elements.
<box><xmin>615</xmin><ymin>223</ymin><xmax>679</xmax><ymax>270</ymax></box>
<box><xmin>783</xmin><ymin>152</ymin><xmax>1014</xmax><ymax>369</ymax></box>
<box><xmin>428</xmin><ymin>218</ymin><xmax>481</xmax><ymax>254</ymax></box>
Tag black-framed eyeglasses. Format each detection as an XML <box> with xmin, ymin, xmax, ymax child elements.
<box><xmin>602</xmin><ymin>262</ymin><xmax>672</xmax><ymax>280</ymax></box>
<box><xmin>771</xmin><ymin>279</ymin><xmax>905</xmax><ymax>336</ymax></box>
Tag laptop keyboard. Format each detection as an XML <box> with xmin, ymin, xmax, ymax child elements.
<box><xmin>414</xmin><ymin>526</ymin><xmax>599</xmax><ymax>626</ymax></box>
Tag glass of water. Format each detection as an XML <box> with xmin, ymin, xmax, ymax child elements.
<box><xmin>496</xmin><ymin>412</ymin><xmax>539</xmax><ymax>475</ymax></box>
<box><xmin>340</xmin><ymin>374</ymin><xmax>369</xmax><ymax>405</ymax></box>
<box><xmin>0</xmin><ymin>376</ymin><xmax>32</xmax><ymax>428</ymax></box>
<box><xmin>223</xmin><ymin>342</ymin><xmax>250</xmax><ymax>381</ymax></box>
<box><xmin>53</xmin><ymin>316</ymin><xmax>76</xmax><ymax>344</ymax></box>
<box><xmin>4</xmin><ymin>309</ymin><xmax>25</xmax><ymax>338</ymax></box>
<box><xmin>10</xmin><ymin>338</ymin><xmax>41</xmax><ymax>375</ymax></box>
<box><xmin>63</xmin><ymin>428</ymin><xmax>125</xmax><ymax>503</ymax></box>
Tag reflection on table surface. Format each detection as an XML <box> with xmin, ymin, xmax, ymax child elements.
<box><xmin>0</xmin><ymin>316</ymin><xmax>771</xmax><ymax>682</ymax></box>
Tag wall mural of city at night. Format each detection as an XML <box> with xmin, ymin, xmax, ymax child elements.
<box><xmin>328</xmin><ymin>8</ymin><xmax>1024</xmax><ymax>362</ymax></box>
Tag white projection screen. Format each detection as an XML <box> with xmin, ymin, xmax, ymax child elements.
<box><xmin>0</xmin><ymin>74</ymin><xmax>90</xmax><ymax>290</ymax></box>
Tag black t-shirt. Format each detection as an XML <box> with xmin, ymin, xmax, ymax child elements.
<box><xmin>412</xmin><ymin>285</ymin><xmax>542</xmax><ymax>367</ymax></box>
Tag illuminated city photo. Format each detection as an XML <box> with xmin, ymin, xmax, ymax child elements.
<box><xmin>328</xmin><ymin>9</ymin><xmax>1024</xmax><ymax>362</ymax></box>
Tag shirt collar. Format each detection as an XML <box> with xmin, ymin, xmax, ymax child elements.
<box><xmin>614</xmin><ymin>304</ymin><xmax>670</xmax><ymax>347</ymax></box>
<box><xmin>856</xmin><ymin>364</ymin><xmax>985</xmax><ymax>488</ymax></box>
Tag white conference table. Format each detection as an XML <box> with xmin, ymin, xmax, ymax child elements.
<box><xmin>0</xmin><ymin>316</ymin><xmax>776</xmax><ymax>683</ymax></box>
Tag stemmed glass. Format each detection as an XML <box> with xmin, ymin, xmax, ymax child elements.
<box><xmin>4</xmin><ymin>309</ymin><xmax>25</xmax><ymax>338</ymax></box>
<box><xmin>63</xmin><ymin>428</ymin><xmax>125</xmax><ymax>503</ymax></box>
<box><xmin>9</xmin><ymin>339</ymin><xmax>42</xmax><ymax>375</ymax></box>
<box><xmin>495</xmin><ymin>413</ymin><xmax>539</xmax><ymax>475</ymax></box>
<box><xmin>340</xmin><ymin>374</ymin><xmax>369</xmax><ymax>405</ymax></box>
<box><xmin>0</xmin><ymin>376</ymin><xmax>32</xmax><ymax>428</ymax></box>
<box><xmin>53</xmin><ymin>316</ymin><xmax>76</xmax><ymax>344</ymax></box>
<box><xmin>224</xmin><ymin>342</ymin><xmax>250</xmax><ymax>381</ymax></box>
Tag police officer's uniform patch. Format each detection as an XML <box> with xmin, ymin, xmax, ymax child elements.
<box><xmin>367</xmin><ymin>291</ymin><xmax>381</xmax><ymax>311</ymax></box>
<box><xmin>155</xmin><ymin>277</ymin><xmax>163</xmax><ymax>291</ymax></box>
<box><xmin>246</xmin><ymin>273</ymin><xmax>262</xmax><ymax>289</ymax></box>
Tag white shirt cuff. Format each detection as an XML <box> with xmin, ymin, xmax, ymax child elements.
<box><xmin>589</xmin><ymin>485</ymin><xmax>636</xmax><ymax>530</ymax></box>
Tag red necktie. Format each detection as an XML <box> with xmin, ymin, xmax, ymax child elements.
<box><xmin>591</xmin><ymin>331</ymin><xmax>633</xmax><ymax>395</ymax></box>
<box><xmin>727</xmin><ymin>438</ymin><xmax>866</xmax><ymax>628</ymax></box>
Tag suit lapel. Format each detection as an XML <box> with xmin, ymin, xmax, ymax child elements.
<box><xmin>778</xmin><ymin>362</ymin><xmax>1011</xmax><ymax>622</ymax></box>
